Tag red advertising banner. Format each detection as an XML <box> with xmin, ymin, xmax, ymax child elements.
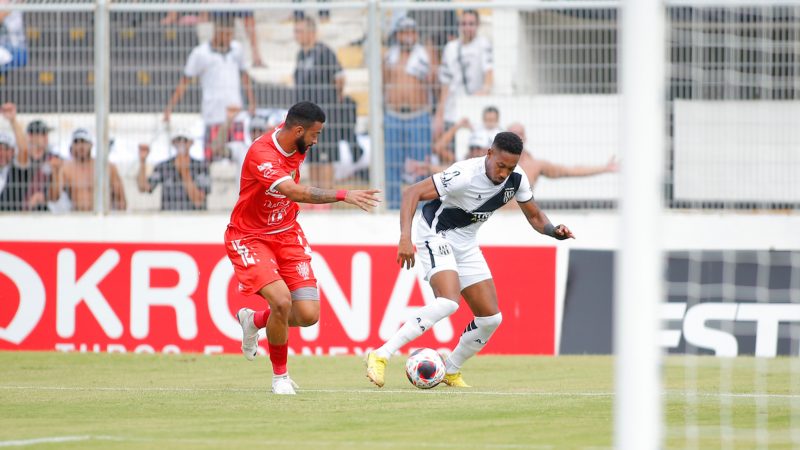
<box><xmin>0</xmin><ymin>242</ymin><xmax>555</xmax><ymax>355</ymax></box>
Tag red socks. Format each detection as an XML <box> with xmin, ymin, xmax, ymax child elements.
<box><xmin>253</xmin><ymin>309</ymin><xmax>287</xmax><ymax>375</ymax></box>
<box><xmin>253</xmin><ymin>309</ymin><xmax>270</xmax><ymax>329</ymax></box>
<box><xmin>268</xmin><ymin>342</ymin><xmax>288</xmax><ymax>376</ymax></box>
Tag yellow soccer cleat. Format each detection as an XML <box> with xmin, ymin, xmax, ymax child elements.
<box><xmin>365</xmin><ymin>351</ymin><xmax>388</xmax><ymax>388</ymax></box>
<box><xmin>443</xmin><ymin>372</ymin><xmax>471</xmax><ymax>388</ymax></box>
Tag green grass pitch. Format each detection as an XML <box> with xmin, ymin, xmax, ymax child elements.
<box><xmin>0</xmin><ymin>352</ymin><xmax>796</xmax><ymax>449</ymax></box>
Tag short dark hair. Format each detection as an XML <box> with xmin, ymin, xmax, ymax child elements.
<box><xmin>462</xmin><ymin>9</ymin><xmax>480</xmax><ymax>23</ymax></box>
<box><xmin>285</xmin><ymin>101</ymin><xmax>326</xmax><ymax>129</ymax></box>
<box><xmin>492</xmin><ymin>132</ymin><xmax>523</xmax><ymax>155</ymax></box>
<box><xmin>483</xmin><ymin>106</ymin><xmax>499</xmax><ymax>117</ymax></box>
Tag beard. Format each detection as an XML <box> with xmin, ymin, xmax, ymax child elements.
<box><xmin>295</xmin><ymin>136</ymin><xmax>309</xmax><ymax>154</ymax></box>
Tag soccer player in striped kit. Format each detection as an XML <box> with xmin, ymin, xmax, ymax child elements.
<box><xmin>367</xmin><ymin>131</ymin><xmax>574</xmax><ymax>388</ymax></box>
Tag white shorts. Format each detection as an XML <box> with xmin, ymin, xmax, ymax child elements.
<box><xmin>417</xmin><ymin>235</ymin><xmax>492</xmax><ymax>290</ymax></box>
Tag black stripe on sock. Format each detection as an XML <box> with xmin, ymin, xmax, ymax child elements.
<box><xmin>462</xmin><ymin>319</ymin><xmax>476</xmax><ymax>335</ymax></box>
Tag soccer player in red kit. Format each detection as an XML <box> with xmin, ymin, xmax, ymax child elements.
<box><xmin>225</xmin><ymin>102</ymin><xmax>379</xmax><ymax>395</ymax></box>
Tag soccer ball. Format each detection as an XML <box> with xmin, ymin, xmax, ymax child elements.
<box><xmin>405</xmin><ymin>348</ymin><xmax>446</xmax><ymax>389</ymax></box>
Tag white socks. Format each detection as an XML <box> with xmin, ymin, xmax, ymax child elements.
<box><xmin>445</xmin><ymin>313</ymin><xmax>503</xmax><ymax>374</ymax></box>
<box><xmin>375</xmin><ymin>297</ymin><xmax>459</xmax><ymax>359</ymax></box>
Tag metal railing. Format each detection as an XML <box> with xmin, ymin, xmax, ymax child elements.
<box><xmin>0</xmin><ymin>0</ymin><xmax>798</xmax><ymax>213</ymax></box>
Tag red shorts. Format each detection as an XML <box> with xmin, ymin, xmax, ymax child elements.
<box><xmin>224</xmin><ymin>224</ymin><xmax>317</xmax><ymax>296</ymax></box>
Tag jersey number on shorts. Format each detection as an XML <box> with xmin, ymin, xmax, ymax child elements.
<box><xmin>232</xmin><ymin>240</ymin><xmax>256</xmax><ymax>267</ymax></box>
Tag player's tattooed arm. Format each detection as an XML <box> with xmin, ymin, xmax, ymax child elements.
<box><xmin>275</xmin><ymin>180</ymin><xmax>338</xmax><ymax>204</ymax></box>
<box><xmin>303</xmin><ymin>186</ymin><xmax>338</xmax><ymax>203</ymax></box>
<box><xmin>277</xmin><ymin>180</ymin><xmax>380</xmax><ymax>211</ymax></box>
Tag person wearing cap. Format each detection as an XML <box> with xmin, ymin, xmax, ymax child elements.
<box><xmin>383</xmin><ymin>16</ymin><xmax>434</xmax><ymax>209</ymax></box>
<box><xmin>247</xmin><ymin>114</ymin><xmax>268</xmax><ymax>142</ymax></box>
<box><xmin>14</xmin><ymin>115</ymin><xmax>63</xmax><ymax>211</ymax></box>
<box><xmin>49</xmin><ymin>128</ymin><xmax>127</xmax><ymax>211</ymax></box>
<box><xmin>163</xmin><ymin>13</ymin><xmax>255</xmax><ymax>162</ymax></box>
<box><xmin>137</xmin><ymin>129</ymin><xmax>211</xmax><ymax>211</ymax></box>
<box><xmin>226</xmin><ymin>109</ymin><xmax>287</xmax><ymax>186</ymax></box>
<box><xmin>432</xmin><ymin>106</ymin><xmax>502</xmax><ymax>165</ymax></box>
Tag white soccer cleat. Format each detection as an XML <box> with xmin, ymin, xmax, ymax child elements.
<box><xmin>271</xmin><ymin>375</ymin><xmax>298</xmax><ymax>395</ymax></box>
<box><xmin>236</xmin><ymin>308</ymin><xmax>259</xmax><ymax>361</ymax></box>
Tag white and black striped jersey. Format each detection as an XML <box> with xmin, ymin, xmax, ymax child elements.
<box><xmin>417</xmin><ymin>156</ymin><xmax>534</xmax><ymax>247</ymax></box>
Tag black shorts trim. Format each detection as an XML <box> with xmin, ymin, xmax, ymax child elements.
<box><xmin>424</xmin><ymin>240</ymin><xmax>436</xmax><ymax>268</ymax></box>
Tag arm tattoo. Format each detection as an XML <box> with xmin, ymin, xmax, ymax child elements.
<box><xmin>305</xmin><ymin>186</ymin><xmax>337</xmax><ymax>204</ymax></box>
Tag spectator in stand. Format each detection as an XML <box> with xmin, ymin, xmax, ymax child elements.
<box><xmin>160</xmin><ymin>1</ymin><xmax>264</xmax><ymax>67</ymax></box>
<box><xmin>0</xmin><ymin>0</ymin><xmax>27</xmax><ymax>71</ymax></box>
<box><xmin>383</xmin><ymin>17</ymin><xmax>434</xmax><ymax>209</ymax></box>
<box><xmin>163</xmin><ymin>12</ymin><xmax>255</xmax><ymax>162</ymax></box>
<box><xmin>293</xmin><ymin>16</ymin><xmax>344</xmax><ymax>189</ymax></box>
<box><xmin>0</xmin><ymin>103</ymin><xmax>28</xmax><ymax>210</ymax></box>
<box><xmin>409</xmin><ymin>121</ymin><xmax>618</xmax><ymax>185</ymax></box>
<box><xmin>433</xmin><ymin>105</ymin><xmax>501</xmax><ymax>164</ymax></box>
<box><xmin>2</xmin><ymin>103</ymin><xmax>63</xmax><ymax>211</ymax></box>
<box><xmin>0</xmin><ymin>132</ymin><xmax>29</xmax><ymax>211</ymax></box>
<box><xmin>49</xmin><ymin>128</ymin><xmax>127</xmax><ymax>212</ymax></box>
<box><xmin>406</xmin><ymin>132</ymin><xmax>491</xmax><ymax>180</ymax></box>
<box><xmin>506</xmin><ymin>122</ymin><xmax>618</xmax><ymax>186</ymax></box>
<box><xmin>433</xmin><ymin>9</ymin><xmax>493</xmax><ymax>139</ymax></box>
<box><xmin>137</xmin><ymin>130</ymin><xmax>211</xmax><ymax>211</ymax></box>
<box><xmin>408</xmin><ymin>1</ymin><xmax>458</xmax><ymax>70</ymax></box>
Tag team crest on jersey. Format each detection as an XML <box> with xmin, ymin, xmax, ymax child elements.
<box><xmin>440</xmin><ymin>170</ymin><xmax>461</xmax><ymax>188</ymax></box>
<box><xmin>503</xmin><ymin>187</ymin><xmax>516</xmax><ymax>203</ymax></box>
<box><xmin>296</xmin><ymin>262</ymin><xmax>310</xmax><ymax>280</ymax></box>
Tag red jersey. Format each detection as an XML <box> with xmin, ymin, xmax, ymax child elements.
<box><xmin>228</xmin><ymin>127</ymin><xmax>306</xmax><ymax>234</ymax></box>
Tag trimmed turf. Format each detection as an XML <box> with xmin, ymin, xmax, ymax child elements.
<box><xmin>0</xmin><ymin>352</ymin><xmax>796</xmax><ymax>449</ymax></box>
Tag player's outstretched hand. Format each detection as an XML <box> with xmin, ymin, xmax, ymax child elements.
<box><xmin>345</xmin><ymin>189</ymin><xmax>381</xmax><ymax>212</ymax></box>
<box><xmin>554</xmin><ymin>224</ymin><xmax>575</xmax><ymax>240</ymax></box>
<box><xmin>397</xmin><ymin>238</ymin><xmax>415</xmax><ymax>270</ymax></box>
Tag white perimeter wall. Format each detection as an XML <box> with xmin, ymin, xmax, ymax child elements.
<box><xmin>2</xmin><ymin>210</ymin><xmax>798</xmax><ymax>250</ymax></box>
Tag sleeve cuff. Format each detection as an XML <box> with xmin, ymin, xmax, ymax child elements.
<box><xmin>431</xmin><ymin>175</ymin><xmax>443</xmax><ymax>197</ymax></box>
<box><xmin>517</xmin><ymin>192</ymin><xmax>534</xmax><ymax>203</ymax></box>
<box><xmin>269</xmin><ymin>175</ymin><xmax>292</xmax><ymax>192</ymax></box>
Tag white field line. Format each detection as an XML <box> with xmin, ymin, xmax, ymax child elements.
<box><xmin>0</xmin><ymin>436</ymin><xmax>91</xmax><ymax>447</ymax></box>
<box><xmin>0</xmin><ymin>385</ymin><xmax>798</xmax><ymax>399</ymax></box>
<box><xmin>0</xmin><ymin>435</ymin><xmax>560</xmax><ymax>449</ymax></box>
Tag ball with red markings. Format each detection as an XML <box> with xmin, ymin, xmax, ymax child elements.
<box><xmin>405</xmin><ymin>348</ymin><xmax>446</xmax><ymax>389</ymax></box>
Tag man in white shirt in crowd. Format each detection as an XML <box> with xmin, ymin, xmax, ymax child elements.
<box><xmin>433</xmin><ymin>9</ymin><xmax>493</xmax><ymax>138</ymax></box>
<box><xmin>163</xmin><ymin>12</ymin><xmax>255</xmax><ymax>163</ymax></box>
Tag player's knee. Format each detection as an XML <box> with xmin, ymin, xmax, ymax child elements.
<box><xmin>418</xmin><ymin>297</ymin><xmax>460</xmax><ymax>330</ymax></box>
<box><xmin>294</xmin><ymin>305</ymin><xmax>319</xmax><ymax>327</ymax></box>
<box><xmin>299</xmin><ymin>310</ymin><xmax>319</xmax><ymax>327</ymax></box>
<box><xmin>270</xmin><ymin>296</ymin><xmax>293</xmax><ymax>320</ymax></box>
<box><xmin>475</xmin><ymin>312</ymin><xmax>502</xmax><ymax>333</ymax></box>
<box><xmin>436</xmin><ymin>297</ymin><xmax>460</xmax><ymax>318</ymax></box>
